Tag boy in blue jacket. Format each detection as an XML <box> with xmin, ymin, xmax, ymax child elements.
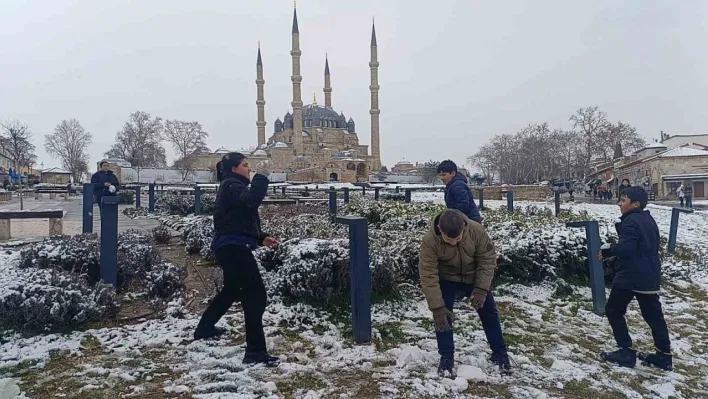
<box><xmin>437</xmin><ymin>160</ymin><xmax>481</xmax><ymax>223</ymax></box>
<box><xmin>599</xmin><ymin>186</ymin><xmax>672</xmax><ymax>371</ymax></box>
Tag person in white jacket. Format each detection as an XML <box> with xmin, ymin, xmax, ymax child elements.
<box><xmin>676</xmin><ymin>184</ymin><xmax>684</xmax><ymax>207</ymax></box>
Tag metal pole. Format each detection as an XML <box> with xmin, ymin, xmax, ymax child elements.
<box><xmin>100</xmin><ymin>196</ymin><xmax>119</xmax><ymax>286</ymax></box>
<box><xmin>82</xmin><ymin>183</ymin><xmax>94</xmax><ymax>233</ymax></box>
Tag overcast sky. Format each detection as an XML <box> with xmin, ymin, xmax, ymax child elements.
<box><xmin>2</xmin><ymin>0</ymin><xmax>707</xmax><ymax>171</ymax></box>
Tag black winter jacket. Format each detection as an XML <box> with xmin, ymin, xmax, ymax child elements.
<box><xmin>90</xmin><ymin>171</ymin><xmax>120</xmax><ymax>197</ymax></box>
<box><xmin>602</xmin><ymin>209</ymin><xmax>662</xmax><ymax>292</ymax></box>
<box><xmin>212</xmin><ymin>173</ymin><xmax>269</xmax><ymax>245</ymax></box>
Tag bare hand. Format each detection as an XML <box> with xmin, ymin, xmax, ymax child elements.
<box><xmin>598</xmin><ymin>251</ymin><xmax>603</xmax><ymax>260</ymax></box>
<box><xmin>263</xmin><ymin>236</ymin><xmax>279</xmax><ymax>248</ymax></box>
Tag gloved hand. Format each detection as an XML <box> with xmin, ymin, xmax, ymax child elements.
<box><xmin>108</xmin><ymin>185</ymin><xmax>116</xmax><ymax>194</ymax></box>
<box><xmin>600</xmin><ymin>243</ymin><xmax>613</xmax><ymax>260</ymax></box>
<box><xmin>255</xmin><ymin>160</ymin><xmax>271</xmax><ymax>177</ymax></box>
<box><xmin>470</xmin><ymin>287</ymin><xmax>487</xmax><ymax>309</ymax></box>
<box><xmin>432</xmin><ymin>307</ymin><xmax>455</xmax><ymax>332</ymax></box>
<box><xmin>601</xmin><ymin>243</ymin><xmax>611</xmax><ymax>250</ymax></box>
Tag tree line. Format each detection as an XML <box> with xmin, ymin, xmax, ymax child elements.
<box><xmin>468</xmin><ymin>106</ymin><xmax>647</xmax><ymax>185</ymax></box>
<box><xmin>1</xmin><ymin>111</ymin><xmax>210</xmax><ymax>183</ymax></box>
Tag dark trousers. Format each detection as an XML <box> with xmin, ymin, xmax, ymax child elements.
<box><xmin>436</xmin><ymin>280</ymin><xmax>507</xmax><ymax>358</ymax></box>
<box><xmin>679</xmin><ymin>197</ymin><xmax>684</xmax><ymax>207</ymax></box>
<box><xmin>605</xmin><ymin>288</ymin><xmax>671</xmax><ymax>353</ymax></box>
<box><xmin>685</xmin><ymin>195</ymin><xmax>693</xmax><ymax>208</ymax></box>
<box><xmin>196</xmin><ymin>245</ymin><xmax>267</xmax><ymax>353</ymax></box>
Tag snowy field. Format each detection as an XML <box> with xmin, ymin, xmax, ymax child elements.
<box><xmin>1</xmin><ymin>194</ymin><xmax>707</xmax><ymax>398</ymax></box>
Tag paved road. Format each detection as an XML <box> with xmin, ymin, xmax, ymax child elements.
<box><xmin>0</xmin><ymin>194</ymin><xmax>159</xmax><ymax>242</ymax></box>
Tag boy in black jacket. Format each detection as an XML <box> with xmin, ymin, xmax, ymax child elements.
<box><xmin>599</xmin><ymin>186</ymin><xmax>672</xmax><ymax>371</ymax></box>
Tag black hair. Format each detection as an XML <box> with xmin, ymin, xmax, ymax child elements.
<box><xmin>215</xmin><ymin>161</ymin><xmax>223</xmax><ymax>182</ymax></box>
<box><xmin>622</xmin><ymin>186</ymin><xmax>648</xmax><ymax>209</ymax></box>
<box><xmin>621</xmin><ymin>178</ymin><xmax>630</xmax><ymax>185</ymax></box>
<box><xmin>100</xmin><ymin>161</ymin><xmax>108</xmax><ymax>167</ymax></box>
<box><xmin>437</xmin><ymin>159</ymin><xmax>458</xmax><ymax>174</ymax></box>
<box><xmin>220</xmin><ymin>152</ymin><xmax>247</xmax><ymax>179</ymax></box>
<box><xmin>438</xmin><ymin>210</ymin><xmax>466</xmax><ymax>238</ymax></box>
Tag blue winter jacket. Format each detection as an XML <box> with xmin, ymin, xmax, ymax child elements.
<box><xmin>602</xmin><ymin>209</ymin><xmax>662</xmax><ymax>292</ymax></box>
<box><xmin>444</xmin><ymin>174</ymin><xmax>481</xmax><ymax>223</ymax></box>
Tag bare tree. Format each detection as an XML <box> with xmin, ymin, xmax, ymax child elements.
<box><xmin>104</xmin><ymin>111</ymin><xmax>166</xmax><ymax>182</ymax></box>
<box><xmin>1</xmin><ymin>119</ymin><xmax>37</xmax><ymax>210</ymax></box>
<box><xmin>596</xmin><ymin>120</ymin><xmax>646</xmax><ymax>162</ymax></box>
<box><xmin>44</xmin><ymin>119</ymin><xmax>92</xmax><ymax>183</ymax></box>
<box><xmin>164</xmin><ymin>120</ymin><xmax>209</xmax><ymax>181</ymax></box>
<box><xmin>569</xmin><ymin>106</ymin><xmax>610</xmax><ymax>180</ymax></box>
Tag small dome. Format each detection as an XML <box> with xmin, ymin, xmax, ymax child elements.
<box><xmin>274</xmin><ymin>142</ymin><xmax>288</xmax><ymax>148</ymax></box>
<box><xmin>645</xmin><ymin>142</ymin><xmax>668</xmax><ymax>149</ymax></box>
<box><xmin>214</xmin><ymin>147</ymin><xmax>230</xmax><ymax>154</ymax></box>
<box><xmin>396</xmin><ymin>160</ymin><xmax>413</xmax><ymax>165</ymax></box>
<box><xmin>253</xmin><ymin>149</ymin><xmax>267</xmax><ymax>156</ymax></box>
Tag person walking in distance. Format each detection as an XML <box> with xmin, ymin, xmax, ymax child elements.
<box><xmin>90</xmin><ymin>161</ymin><xmax>120</xmax><ymax>216</ymax></box>
<box><xmin>437</xmin><ymin>160</ymin><xmax>482</xmax><ymax>223</ymax></box>
<box><xmin>676</xmin><ymin>184</ymin><xmax>684</xmax><ymax>207</ymax></box>
<box><xmin>193</xmin><ymin>152</ymin><xmax>280</xmax><ymax>367</ymax></box>
<box><xmin>419</xmin><ymin>209</ymin><xmax>512</xmax><ymax>376</ymax></box>
<box><xmin>599</xmin><ymin>186</ymin><xmax>672</xmax><ymax>371</ymax></box>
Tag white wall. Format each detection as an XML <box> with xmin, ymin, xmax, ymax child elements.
<box><xmin>368</xmin><ymin>174</ymin><xmax>425</xmax><ymax>183</ymax></box>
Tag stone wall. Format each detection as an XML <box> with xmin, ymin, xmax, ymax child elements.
<box><xmin>473</xmin><ymin>185</ymin><xmax>551</xmax><ymax>201</ymax></box>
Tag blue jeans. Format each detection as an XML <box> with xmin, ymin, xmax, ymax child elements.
<box><xmin>436</xmin><ymin>280</ymin><xmax>508</xmax><ymax>358</ymax></box>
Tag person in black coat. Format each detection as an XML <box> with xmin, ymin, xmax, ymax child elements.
<box><xmin>193</xmin><ymin>152</ymin><xmax>281</xmax><ymax>367</ymax></box>
<box><xmin>90</xmin><ymin>162</ymin><xmax>120</xmax><ymax>215</ymax></box>
<box><xmin>437</xmin><ymin>160</ymin><xmax>482</xmax><ymax>223</ymax></box>
<box><xmin>599</xmin><ymin>186</ymin><xmax>672</xmax><ymax>371</ymax></box>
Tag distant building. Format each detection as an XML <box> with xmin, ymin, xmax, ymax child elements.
<box><xmin>40</xmin><ymin>167</ymin><xmax>72</xmax><ymax>184</ymax></box>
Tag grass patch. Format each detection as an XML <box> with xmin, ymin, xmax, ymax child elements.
<box><xmin>276</xmin><ymin>372</ymin><xmax>327</xmax><ymax>398</ymax></box>
<box><xmin>374</xmin><ymin>322</ymin><xmax>408</xmax><ymax>351</ymax></box>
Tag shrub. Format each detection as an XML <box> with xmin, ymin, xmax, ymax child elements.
<box><xmin>184</xmin><ymin>217</ymin><xmax>215</xmax><ymax>261</ymax></box>
<box><xmin>117</xmin><ymin>190</ymin><xmax>135</xmax><ymax>205</ymax></box>
<box><xmin>0</xmin><ymin>259</ymin><xmax>118</xmax><ymax>333</ymax></box>
<box><xmin>156</xmin><ymin>193</ymin><xmax>216</xmax><ymax>216</ymax></box>
<box><xmin>123</xmin><ymin>207</ymin><xmax>149</xmax><ymax>218</ymax></box>
<box><xmin>152</xmin><ymin>223</ymin><xmax>172</xmax><ymax>244</ymax></box>
<box><xmin>18</xmin><ymin>231</ymin><xmax>185</xmax><ymax>299</ymax></box>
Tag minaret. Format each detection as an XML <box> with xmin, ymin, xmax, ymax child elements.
<box><xmin>369</xmin><ymin>19</ymin><xmax>382</xmax><ymax>170</ymax></box>
<box><xmin>256</xmin><ymin>43</ymin><xmax>266</xmax><ymax>147</ymax></box>
<box><xmin>290</xmin><ymin>5</ymin><xmax>304</xmax><ymax>155</ymax></box>
<box><xmin>324</xmin><ymin>54</ymin><xmax>332</xmax><ymax>108</ymax></box>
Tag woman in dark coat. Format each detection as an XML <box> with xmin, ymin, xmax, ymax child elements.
<box><xmin>193</xmin><ymin>152</ymin><xmax>280</xmax><ymax>367</ymax></box>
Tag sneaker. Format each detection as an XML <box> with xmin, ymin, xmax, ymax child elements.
<box><xmin>490</xmin><ymin>352</ymin><xmax>513</xmax><ymax>374</ymax></box>
<box><xmin>193</xmin><ymin>326</ymin><xmax>227</xmax><ymax>340</ymax></box>
<box><xmin>243</xmin><ymin>351</ymin><xmax>280</xmax><ymax>368</ymax></box>
<box><xmin>601</xmin><ymin>348</ymin><xmax>637</xmax><ymax>368</ymax></box>
<box><xmin>638</xmin><ymin>351</ymin><xmax>673</xmax><ymax>371</ymax></box>
<box><xmin>437</xmin><ymin>356</ymin><xmax>455</xmax><ymax>378</ymax></box>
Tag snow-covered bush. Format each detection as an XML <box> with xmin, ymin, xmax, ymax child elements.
<box><xmin>0</xmin><ymin>257</ymin><xmax>118</xmax><ymax>333</ymax></box>
<box><xmin>256</xmin><ymin>238</ymin><xmax>397</xmax><ymax>301</ymax></box>
<box><xmin>152</xmin><ymin>223</ymin><xmax>172</xmax><ymax>244</ymax></box>
<box><xmin>380</xmin><ymin>193</ymin><xmax>405</xmax><ymax>201</ymax></box>
<box><xmin>184</xmin><ymin>217</ymin><xmax>215</xmax><ymax>261</ymax></box>
<box><xmin>122</xmin><ymin>207</ymin><xmax>149</xmax><ymax>218</ymax></box>
<box><xmin>18</xmin><ymin>231</ymin><xmax>185</xmax><ymax>299</ymax></box>
<box><xmin>156</xmin><ymin>193</ymin><xmax>216</xmax><ymax>216</ymax></box>
<box><xmin>117</xmin><ymin>190</ymin><xmax>135</xmax><ymax>205</ymax></box>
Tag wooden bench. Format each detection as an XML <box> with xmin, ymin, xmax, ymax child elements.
<box><xmin>0</xmin><ymin>210</ymin><xmax>64</xmax><ymax>240</ymax></box>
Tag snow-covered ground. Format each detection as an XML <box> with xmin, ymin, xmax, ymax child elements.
<box><xmin>2</xmin><ymin>197</ymin><xmax>708</xmax><ymax>398</ymax></box>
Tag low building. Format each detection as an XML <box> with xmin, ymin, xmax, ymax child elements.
<box><xmin>590</xmin><ymin>145</ymin><xmax>708</xmax><ymax>199</ymax></box>
<box><xmin>40</xmin><ymin>167</ymin><xmax>72</xmax><ymax>184</ymax></box>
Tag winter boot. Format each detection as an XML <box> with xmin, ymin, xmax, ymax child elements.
<box><xmin>437</xmin><ymin>356</ymin><xmax>455</xmax><ymax>378</ymax></box>
<box><xmin>638</xmin><ymin>351</ymin><xmax>673</xmax><ymax>371</ymax></box>
<box><xmin>243</xmin><ymin>351</ymin><xmax>280</xmax><ymax>368</ymax></box>
<box><xmin>490</xmin><ymin>352</ymin><xmax>513</xmax><ymax>374</ymax></box>
<box><xmin>601</xmin><ymin>348</ymin><xmax>637</xmax><ymax>368</ymax></box>
<box><xmin>193</xmin><ymin>326</ymin><xmax>227</xmax><ymax>340</ymax></box>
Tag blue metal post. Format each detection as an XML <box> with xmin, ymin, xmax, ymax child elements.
<box><xmin>134</xmin><ymin>186</ymin><xmax>141</xmax><ymax>208</ymax></box>
<box><xmin>507</xmin><ymin>191</ymin><xmax>514</xmax><ymax>213</ymax></box>
<box><xmin>100</xmin><ymin>196</ymin><xmax>119</xmax><ymax>286</ymax></box>
<box><xmin>477</xmin><ymin>189</ymin><xmax>484</xmax><ymax>210</ymax></box>
<box><xmin>335</xmin><ymin>216</ymin><xmax>372</xmax><ymax>344</ymax></box>
<box><xmin>668</xmin><ymin>207</ymin><xmax>694</xmax><ymax>253</ymax></box>
<box><xmin>405</xmin><ymin>188</ymin><xmax>411</xmax><ymax>203</ymax></box>
<box><xmin>281</xmin><ymin>186</ymin><xmax>286</xmax><ymax>196</ymax></box>
<box><xmin>362</xmin><ymin>187</ymin><xmax>366</xmax><ymax>196</ymax></box>
<box><xmin>148</xmin><ymin>183</ymin><xmax>155</xmax><ymax>212</ymax></box>
<box><xmin>343</xmin><ymin>187</ymin><xmax>350</xmax><ymax>203</ymax></box>
<box><xmin>194</xmin><ymin>186</ymin><xmax>202</xmax><ymax>215</ymax></box>
<box><xmin>374</xmin><ymin>188</ymin><xmax>380</xmax><ymax>201</ymax></box>
<box><xmin>272</xmin><ymin>186</ymin><xmax>276</xmax><ymax>194</ymax></box>
<box><xmin>555</xmin><ymin>191</ymin><xmax>561</xmax><ymax>217</ymax></box>
<box><xmin>329</xmin><ymin>188</ymin><xmax>337</xmax><ymax>221</ymax></box>
<box><xmin>395</xmin><ymin>186</ymin><xmax>400</xmax><ymax>193</ymax></box>
<box><xmin>566</xmin><ymin>220</ymin><xmax>606</xmax><ymax>316</ymax></box>
<box><xmin>82</xmin><ymin>183</ymin><xmax>94</xmax><ymax>233</ymax></box>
